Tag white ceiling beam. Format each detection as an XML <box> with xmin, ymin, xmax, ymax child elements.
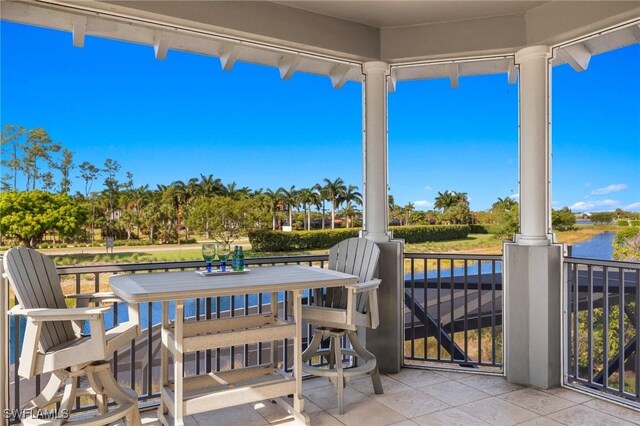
<box><xmin>388</xmin><ymin>67</ymin><xmax>397</xmax><ymax>93</ymax></box>
<box><xmin>507</xmin><ymin>62</ymin><xmax>519</xmax><ymax>84</ymax></box>
<box><xmin>219</xmin><ymin>44</ymin><xmax>239</xmax><ymax>71</ymax></box>
<box><xmin>448</xmin><ymin>63</ymin><xmax>459</xmax><ymax>89</ymax></box>
<box><xmin>563</xmin><ymin>43</ymin><xmax>591</xmax><ymax>72</ymax></box>
<box><xmin>330</xmin><ymin>64</ymin><xmax>351</xmax><ymax>89</ymax></box>
<box><xmin>72</xmin><ymin>16</ymin><xmax>87</xmax><ymax>47</ymax></box>
<box><xmin>278</xmin><ymin>54</ymin><xmax>300</xmax><ymax>80</ymax></box>
<box><xmin>154</xmin><ymin>36</ymin><xmax>170</xmax><ymax>60</ymax></box>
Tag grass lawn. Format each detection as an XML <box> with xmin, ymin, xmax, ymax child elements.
<box><xmin>49</xmin><ymin>225</ymin><xmax>619</xmax><ymax>266</ymax></box>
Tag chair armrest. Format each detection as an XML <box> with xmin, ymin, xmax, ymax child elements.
<box><xmin>8</xmin><ymin>305</ymin><xmax>110</xmax><ymax>320</ymax></box>
<box><xmin>66</xmin><ymin>292</ymin><xmax>123</xmax><ymax>304</ymax></box>
<box><xmin>346</xmin><ymin>278</ymin><xmax>381</xmax><ymax>293</ymax></box>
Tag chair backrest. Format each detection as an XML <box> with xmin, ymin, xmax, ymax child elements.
<box><xmin>3</xmin><ymin>247</ymin><xmax>77</xmax><ymax>352</ymax></box>
<box><xmin>324</xmin><ymin>238</ymin><xmax>380</xmax><ymax>311</ymax></box>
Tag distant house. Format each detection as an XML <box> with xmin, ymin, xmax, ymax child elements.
<box><xmin>575</xmin><ymin>212</ymin><xmax>591</xmax><ymax>219</ymax></box>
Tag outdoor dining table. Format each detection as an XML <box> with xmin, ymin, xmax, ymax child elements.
<box><xmin>109</xmin><ymin>264</ymin><xmax>358</xmax><ymax>425</ymax></box>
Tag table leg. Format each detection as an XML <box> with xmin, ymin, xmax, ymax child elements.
<box><xmin>174</xmin><ymin>300</ymin><xmax>185</xmax><ymax>425</ymax></box>
<box><xmin>292</xmin><ymin>289</ymin><xmax>304</xmax><ymax>413</ymax></box>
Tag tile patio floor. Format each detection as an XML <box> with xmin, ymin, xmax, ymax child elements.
<box><xmin>138</xmin><ymin>368</ymin><xmax>640</xmax><ymax>426</ymax></box>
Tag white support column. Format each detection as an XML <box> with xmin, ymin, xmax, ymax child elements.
<box><xmin>361</xmin><ymin>61</ymin><xmax>391</xmax><ymax>243</ymax></box>
<box><xmin>360</xmin><ymin>61</ymin><xmax>403</xmax><ymax>374</ymax></box>
<box><xmin>515</xmin><ymin>45</ymin><xmax>553</xmax><ymax>246</ymax></box>
<box><xmin>505</xmin><ymin>45</ymin><xmax>563</xmax><ymax>390</ymax></box>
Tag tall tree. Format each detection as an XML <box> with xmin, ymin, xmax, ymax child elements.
<box><xmin>22</xmin><ymin>128</ymin><xmax>61</xmax><ymax>190</ymax></box>
<box><xmin>78</xmin><ymin>161</ymin><xmax>101</xmax><ymax>196</ymax></box>
<box><xmin>102</xmin><ymin>159</ymin><xmax>121</xmax><ymax>237</ymax></box>
<box><xmin>280</xmin><ymin>185</ymin><xmax>298</xmax><ymax>228</ymax></box>
<box><xmin>0</xmin><ymin>125</ymin><xmax>26</xmax><ymax>191</ymax></box>
<box><xmin>434</xmin><ymin>190</ymin><xmax>457</xmax><ymax>211</ymax></box>
<box><xmin>56</xmin><ymin>148</ymin><xmax>74</xmax><ymax>194</ymax></box>
<box><xmin>297</xmin><ymin>187</ymin><xmax>316</xmax><ymax>230</ymax></box>
<box><xmin>198</xmin><ymin>174</ymin><xmax>225</xmax><ymax>197</ymax></box>
<box><xmin>404</xmin><ymin>202</ymin><xmax>415</xmax><ymax>226</ymax></box>
<box><xmin>263</xmin><ymin>188</ymin><xmax>284</xmax><ymax>231</ymax></box>
<box><xmin>492</xmin><ymin>196</ymin><xmax>517</xmax><ymax>212</ymax></box>
<box><xmin>323</xmin><ymin>177</ymin><xmax>347</xmax><ymax>229</ymax></box>
<box><xmin>312</xmin><ymin>183</ymin><xmax>328</xmax><ymax>229</ymax></box>
<box><xmin>341</xmin><ymin>185</ymin><xmax>362</xmax><ymax>228</ymax></box>
<box><xmin>170</xmin><ymin>180</ymin><xmax>188</xmax><ymax>244</ymax></box>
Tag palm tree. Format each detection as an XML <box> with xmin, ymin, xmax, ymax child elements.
<box><xmin>312</xmin><ymin>183</ymin><xmax>328</xmax><ymax>229</ymax></box>
<box><xmin>404</xmin><ymin>202</ymin><xmax>415</xmax><ymax>226</ymax></box>
<box><xmin>263</xmin><ymin>188</ymin><xmax>284</xmax><ymax>230</ymax></box>
<box><xmin>322</xmin><ymin>177</ymin><xmax>347</xmax><ymax>229</ymax></box>
<box><xmin>493</xmin><ymin>196</ymin><xmax>517</xmax><ymax>212</ymax></box>
<box><xmin>279</xmin><ymin>185</ymin><xmax>298</xmax><ymax>228</ymax></box>
<box><xmin>341</xmin><ymin>185</ymin><xmax>362</xmax><ymax>228</ymax></box>
<box><xmin>170</xmin><ymin>180</ymin><xmax>188</xmax><ymax>244</ymax></box>
<box><xmin>434</xmin><ymin>190</ymin><xmax>457</xmax><ymax>211</ymax></box>
<box><xmin>297</xmin><ymin>187</ymin><xmax>315</xmax><ymax>230</ymax></box>
<box><xmin>198</xmin><ymin>174</ymin><xmax>225</xmax><ymax>197</ymax></box>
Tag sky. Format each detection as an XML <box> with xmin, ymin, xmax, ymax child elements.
<box><xmin>1</xmin><ymin>21</ymin><xmax>639</xmax><ymax>212</ymax></box>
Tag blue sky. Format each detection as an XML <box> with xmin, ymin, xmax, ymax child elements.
<box><xmin>1</xmin><ymin>21</ymin><xmax>639</xmax><ymax>211</ymax></box>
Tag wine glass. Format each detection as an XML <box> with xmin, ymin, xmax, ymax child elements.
<box><xmin>216</xmin><ymin>243</ymin><xmax>231</xmax><ymax>272</ymax></box>
<box><xmin>202</xmin><ymin>243</ymin><xmax>216</xmax><ymax>273</ymax></box>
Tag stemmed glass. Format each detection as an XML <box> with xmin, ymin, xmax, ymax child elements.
<box><xmin>216</xmin><ymin>243</ymin><xmax>231</xmax><ymax>272</ymax></box>
<box><xmin>202</xmin><ymin>243</ymin><xmax>216</xmax><ymax>273</ymax></box>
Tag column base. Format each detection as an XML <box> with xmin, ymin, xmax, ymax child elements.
<box><xmin>504</xmin><ymin>242</ymin><xmax>563</xmax><ymax>389</ymax></box>
<box><xmin>515</xmin><ymin>234</ymin><xmax>554</xmax><ymax>246</ymax></box>
<box><xmin>360</xmin><ymin>230</ymin><xmax>392</xmax><ymax>243</ymax></box>
<box><xmin>366</xmin><ymin>239</ymin><xmax>404</xmax><ymax>373</ymax></box>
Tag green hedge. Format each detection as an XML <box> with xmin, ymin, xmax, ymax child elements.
<box><xmin>249</xmin><ymin>229</ymin><xmax>360</xmax><ymax>252</ymax></box>
<box><xmin>630</xmin><ymin>220</ymin><xmax>640</xmax><ymax>227</ymax></box>
<box><xmin>469</xmin><ymin>224</ymin><xmax>503</xmax><ymax>234</ymax></box>
<box><xmin>390</xmin><ymin>225</ymin><xmax>470</xmax><ymax>243</ymax></box>
<box><xmin>618</xmin><ymin>220</ymin><xmax>630</xmax><ymax>226</ymax></box>
<box><xmin>249</xmin><ymin>225</ymin><xmax>471</xmax><ymax>252</ymax></box>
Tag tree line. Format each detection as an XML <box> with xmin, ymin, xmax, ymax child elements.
<box><xmin>1</xmin><ymin>126</ymin><xmax>373</xmax><ymax>247</ymax></box>
<box><xmin>3</xmin><ymin>125</ymin><xmax>604</xmax><ymax>248</ymax></box>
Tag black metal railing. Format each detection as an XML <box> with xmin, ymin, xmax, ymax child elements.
<box><xmin>403</xmin><ymin>253</ymin><xmax>504</xmax><ymax>371</ymax></box>
<box><xmin>3</xmin><ymin>251</ymin><xmax>508</xmax><ymax>422</ymax></box>
<box><xmin>564</xmin><ymin>256</ymin><xmax>640</xmax><ymax>405</ymax></box>
<box><xmin>5</xmin><ymin>255</ymin><xmax>329</xmax><ymax>421</ymax></box>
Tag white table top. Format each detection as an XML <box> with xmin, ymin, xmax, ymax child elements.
<box><xmin>109</xmin><ymin>264</ymin><xmax>358</xmax><ymax>303</ymax></box>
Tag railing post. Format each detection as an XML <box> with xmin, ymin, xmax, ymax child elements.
<box><xmin>1</xmin><ymin>258</ymin><xmax>9</xmax><ymax>426</ymax></box>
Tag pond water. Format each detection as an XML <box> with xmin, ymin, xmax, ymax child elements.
<box><xmin>569</xmin><ymin>232</ymin><xmax>615</xmax><ymax>260</ymax></box>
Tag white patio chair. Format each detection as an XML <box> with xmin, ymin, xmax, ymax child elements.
<box><xmin>301</xmin><ymin>238</ymin><xmax>383</xmax><ymax>414</ymax></box>
<box><xmin>3</xmin><ymin>247</ymin><xmax>140</xmax><ymax>425</ymax></box>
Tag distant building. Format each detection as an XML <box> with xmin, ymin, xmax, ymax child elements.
<box><xmin>575</xmin><ymin>212</ymin><xmax>591</xmax><ymax>219</ymax></box>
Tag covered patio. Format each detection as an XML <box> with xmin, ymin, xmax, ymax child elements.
<box><xmin>1</xmin><ymin>1</ymin><xmax>640</xmax><ymax>425</ymax></box>
<box><xmin>136</xmin><ymin>369</ymin><xmax>640</xmax><ymax>425</ymax></box>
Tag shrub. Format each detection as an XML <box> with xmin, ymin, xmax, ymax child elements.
<box><xmin>590</xmin><ymin>212</ymin><xmax>614</xmax><ymax>224</ymax></box>
<box><xmin>469</xmin><ymin>224</ymin><xmax>503</xmax><ymax>234</ymax></box>
<box><xmin>630</xmin><ymin>220</ymin><xmax>640</xmax><ymax>227</ymax></box>
<box><xmin>552</xmin><ymin>207</ymin><xmax>577</xmax><ymax>231</ymax></box>
<box><xmin>249</xmin><ymin>225</ymin><xmax>470</xmax><ymax>252</ymax></box>
<box><xmin>249</xmin><ymin>229</ymin><xmax>360</xmax><ymax>252</ymax></box>
<box><xmin>613</xmin><ymin>227</ymin><xmax>640</xmax><ymax>261</ymax></box>
<box><xmin>390</xmin><ymin>225</ymin><xmax>470</xmax><ymax>243</ymax></box>
<box><xmin>618</xmin><ymin>220</ymin><xmax>630</xmax><ymax>226</ymax></box>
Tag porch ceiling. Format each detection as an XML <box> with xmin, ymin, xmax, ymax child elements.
<box><xmin>1</xmin><ymin>1</ymin><xmax>639</xmax><ymax>88</ymax></box>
